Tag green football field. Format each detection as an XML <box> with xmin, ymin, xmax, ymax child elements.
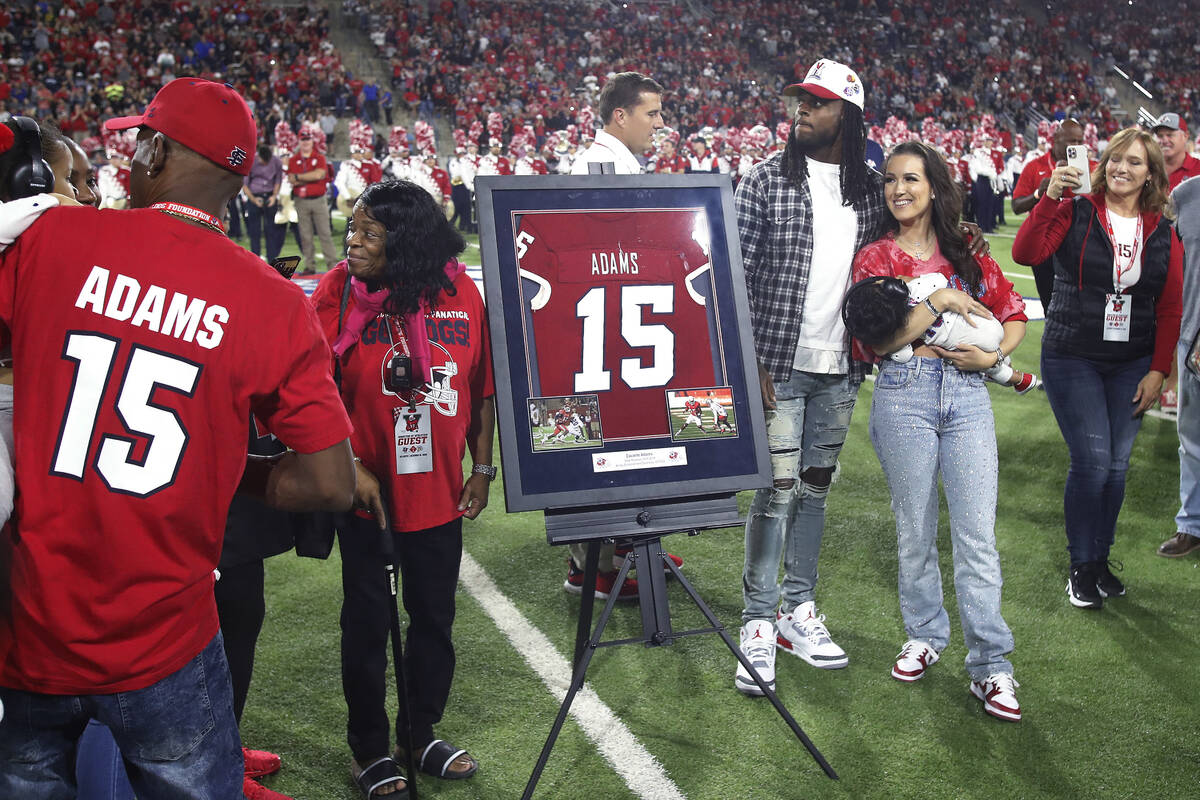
<box><xmin>231</xmin><ymin>209</ymin><xmax>1200</xmax><ymax>800</ymax></box>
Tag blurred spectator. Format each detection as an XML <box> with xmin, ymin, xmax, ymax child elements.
<box><xmin>1152</xmin><ymin>112</ymin><xmax>1200</xmax><ymax>190</ymax></box>
<box><xmin>288</xmin><ymin>131</ymin><xmax>338</xmax><ymax>271</ymax></box>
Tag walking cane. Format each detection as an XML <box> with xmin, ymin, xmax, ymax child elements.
<box><xmin>376</xmin><ymin>506</ymin><xmax>419</xmax><ymax>799</ymax></box>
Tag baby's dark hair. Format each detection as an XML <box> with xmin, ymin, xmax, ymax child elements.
<box><xmin>841</xmin><ymin>276</ymin><xmax>911</xmax><ymax>348</ymax></box>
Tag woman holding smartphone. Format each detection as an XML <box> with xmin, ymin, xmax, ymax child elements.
<box><xmin>1013</xmin><ymin>127</ymin><xmax>1182</xmax><ymax>609</ymax></box>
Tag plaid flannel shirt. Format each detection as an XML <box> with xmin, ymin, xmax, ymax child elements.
<box><xmin>735</xmin><ymin>151</ymin><xmax>884</xmax><ymax>385</ymax></box>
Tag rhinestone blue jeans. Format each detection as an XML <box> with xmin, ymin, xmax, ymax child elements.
<box><xmin>742</xmin><ymin>370</ymin><xmax>858</xmax><ymax>622</ymax></box>
<box><xmin>869</xmin><ymin>358</ymin><xmax>1013</xmax><ymax>680</ymax></box>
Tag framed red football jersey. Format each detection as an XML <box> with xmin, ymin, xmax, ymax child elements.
<box><xmin>514</xmin><ymin>208</ymin><xmax>724</xmax><ymax>441</ymax></box>
<box><xmin>477</xmin><ymin>174</ymin><xmax>769</xmax><ymax>513</ymax></box>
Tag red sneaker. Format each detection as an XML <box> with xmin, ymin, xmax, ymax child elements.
<box><xmin>243</xmin><ymin>776</ymin><xmax>293</xmax><ymax>800</ymax></box>
<box><xmin>563</xmin><ymin>558</ymin><xmax>638</xmax><ymax>600</ymax></box>
<box><xmin>612</xmin><ymin>545</ymin><xmax>683</xmax><ymax>573</ymax></box>
<box><xmin>242</xmin><ymin>747</ymin><xmax>282</xmax><ymax>778</ymax></box>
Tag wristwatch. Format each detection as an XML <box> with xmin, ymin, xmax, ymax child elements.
<box><xmin>471</xmin><ymin>463</ymin><xmax>497</xmax><ymax>481</ymax></box>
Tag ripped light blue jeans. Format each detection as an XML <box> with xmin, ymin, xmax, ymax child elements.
<box><xmin>869</xmin><ymin>358</ymin><xmax>1013</xmax><ymax>680</ymax></box>
<box><xmin>742</xmin><ymin>370</ymin><xmax>858</xmax><ymax>622</ymax></box>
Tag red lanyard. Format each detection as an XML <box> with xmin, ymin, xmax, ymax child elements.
<box><xmin>1103</xmin><ymin>208</ymin><xmax>1141</xmax><ymax>293</ymax></box>
<box><xmin>149</xmin><ymin>202</ymin><xmax>226</xmax><ymax>234</ymax></box>
<box><xmin>384</xmin><ymin>315</ymin><xmax>412</xmax><ymax>358</ymax></box>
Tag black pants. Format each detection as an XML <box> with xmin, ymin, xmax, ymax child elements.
<box><xmin>214</xmin><ymin>559</ymin><xmax>266</xmax><ymax>724</ymax></box>
<box><xmin>244</xmin><ymin>195</ymin><xmax>286</xmax><ymax>262</ymax></box>
<box><xmin>971</xmin><ymin>176</ymin><xmax>997</xmax><ymax>232</ymax></box>
<box><xmin>338</xmin><ymin>514</ymin><xmax>462</xmax><ymax>762</ymax></box>
<box><xmin>450</xmin><ymin>183</ymin><xmax>472</xmax><ymax>232</ymax></box>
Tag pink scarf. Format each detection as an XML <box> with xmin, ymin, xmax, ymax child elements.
<box><xmin>331</xmin><ymin>259</ymin><xmax>467</xmax><ymax>384</ymax></box>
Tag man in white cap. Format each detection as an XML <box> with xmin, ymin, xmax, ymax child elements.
<box><xmin>733</xmin><ymin>58</ymin><xmax>880</xmax><ymax>697</ymax></box>
<box><xmin>0</xmin><ymin>78</ymin><xmax>355</xmax><ymax>796</ymax></box>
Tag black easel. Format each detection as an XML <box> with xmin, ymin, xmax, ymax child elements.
<box><xmin>521</xmin><ymin>497</ymin><xmax>837</xmax><ymax>799</ymax></box>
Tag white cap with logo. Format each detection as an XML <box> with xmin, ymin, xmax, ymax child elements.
<box><xmin>783</xmin><ymin>59</ymin><xmax>865</xmax><ymax>111</ymax></box>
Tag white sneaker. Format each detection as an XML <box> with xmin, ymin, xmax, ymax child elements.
<box><xmin>775</xmin><ymin>601</ymin><xmax>848</xmax><ymax>669</ymax></box>
<box><xmin>970</xmin><ymin>673</ymin><xmax>1021</xmax><ymax>722</ymax></box>
<box><xmin>891</xmin><ymin>640</ymin><xmax>939</xmax><ymax>682</ymax></box>
<box><xmin>734</xmin><ymin>619</ymin><xmax>776</xmax><ymax>696</ymax></box>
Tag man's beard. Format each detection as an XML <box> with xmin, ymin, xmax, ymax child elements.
<box><xmin>791</xmin><ymin>121</ymin><xmax>838</xmax><ymax>156</ymax></box>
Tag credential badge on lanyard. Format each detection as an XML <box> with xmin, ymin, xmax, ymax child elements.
<box><xmin>381</xmin><ymin>316</ymin><xmax>434</xmax><ymax>474</ymax></box>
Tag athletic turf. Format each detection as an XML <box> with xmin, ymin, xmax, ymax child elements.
<box><xmin>230</xmin><ymin>209</ymin><xmax>1199</xmax><ymax>800</ymax></box>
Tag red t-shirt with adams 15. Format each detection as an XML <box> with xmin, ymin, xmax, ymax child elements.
<box><xmin>0</xmin><ymin>205</ymin><xmax>351</xmax><ymax>694</ymax></box>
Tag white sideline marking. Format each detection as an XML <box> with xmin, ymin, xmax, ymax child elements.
<box><xmin>458</xmin><ymin>552</ymin><xmax>686</xmax><ymax>800</ymax></box>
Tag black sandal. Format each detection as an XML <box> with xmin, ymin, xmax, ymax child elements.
<box><xmin>410</xmin><ymin>739</ymin><xmax>478</xmax><ymax>779</ymax></box>
<box><xmin>351</xmin><ymin>756</ymin><xmax>409</xmax><ymax>798</ymax></box>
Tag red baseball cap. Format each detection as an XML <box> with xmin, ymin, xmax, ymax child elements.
<box><xmin>105</xmin><ymin>78</ymin><xmax>257</xmax><ymax>176</ymax></box>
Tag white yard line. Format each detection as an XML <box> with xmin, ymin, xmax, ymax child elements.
<box><xmin>458</xmin><ymin>552</ymin><xmax>687</xmax><ymax>800</ymax></box>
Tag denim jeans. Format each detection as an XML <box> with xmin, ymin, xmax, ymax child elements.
<box><xmin>1176</xmin><ymin>344</ymin><xmax>1200</xmax><ymax>536</ymax></box>
<box><xmin>1041</xmin><ymin>349</ymin><xmax>1151</xmax><ymax>565</ymax></box>
<box><xmin>869</xmin><ymin>358</ymin><xmax>1014</xmax><ymax>680</ymax></box>
<box><xmin>742</xmin><ymin>370</ymin><xmax>857</xmax><ymax>622</ymax></box>
<box><xmin>75</xmin><ymin>721</ymin><xmax>134</xmax><ymax>800</ymax></box>
<box><xmin>0</xmin><ymin>633</ymin><xmax>244</xmax><ymax>800</ymax></box>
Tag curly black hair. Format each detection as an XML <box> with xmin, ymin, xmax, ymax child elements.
<box><xmin>355</xmin><ymin>180</ymin><xmax>465</xmax><ymax>317</ymax></box>
<box><xmin>840</xmin><ymin>275</ymin><xmax>911</xmax><ymax>349</ymax></box>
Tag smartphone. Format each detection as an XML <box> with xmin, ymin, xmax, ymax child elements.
<box><xmin>1065</xmin><ymin>145</ymin><xmax>1091</xmax><ymax>195</ymax></box>
<box><xmin>270</xmin><ymin>255</ymin><xmax>301</xmax><ymax>280</ymax></box>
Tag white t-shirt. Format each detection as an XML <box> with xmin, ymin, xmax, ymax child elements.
<box><xmin>1107</xmin><ymin>210</ymin><xmax>1143</xmax><ymax>291</ymax></box>
<box><xmin>793</xmin><ymin>158</ymin><xmax>858</xmax><ymax>373</ymax></box>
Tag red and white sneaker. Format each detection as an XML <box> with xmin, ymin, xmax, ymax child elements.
<box><xmin>970</xmin><ymin>673</ymin><xmax>1021</xmax><ymax>722</ymax></box>
<box><xmin>242</xmin><ymin>747</ymin><xmax>282</xmax><ymax>778</ymax></box>
<box><xmin>563</xmin><ymin>559</ymin><xmax>638</xmax><ymax>600</ymax></box>
<box><xmin>891</xmin><ymin>640</ymin><xmax>939</xmax><ymax>682</ymax></box>
<box><xmin>1011</xmin><ymin>372</ymin><xmax>1039</xmax><ymax>394</ymax></box>
<box><xmin>243</xmin><ymin>776</ymin><xmax>293</xmax><ymax>800</ymax></box>
<box><xmin>612</xmin><ymin>545</ymin><xmax>683</xmax><ymax>573</ymax></box>
<box><xmin>734</xmin><ymin>619</ymin><xmax>777</xmax><ymax>696</ymax></box>
<box><xmin>775</xmin><ymin>601</ymin><xmax>848</xmax><ymax>669</ymax></box>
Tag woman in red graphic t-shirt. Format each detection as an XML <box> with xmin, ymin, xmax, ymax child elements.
<box><xmin>311</xmin><ymin>180</ymin><xmax>494</xmax><ymax>797</ymax></box>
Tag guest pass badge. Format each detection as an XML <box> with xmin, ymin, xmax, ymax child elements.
<box><xmin>1103</xmin><ymin>293</ymin><xmax>1131</xmax><ymax>342</ymax></box>
<box><xmin>393</xmin><ymin>404</ymin><xmax>433</xmax><ymax>474</ymax></box>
